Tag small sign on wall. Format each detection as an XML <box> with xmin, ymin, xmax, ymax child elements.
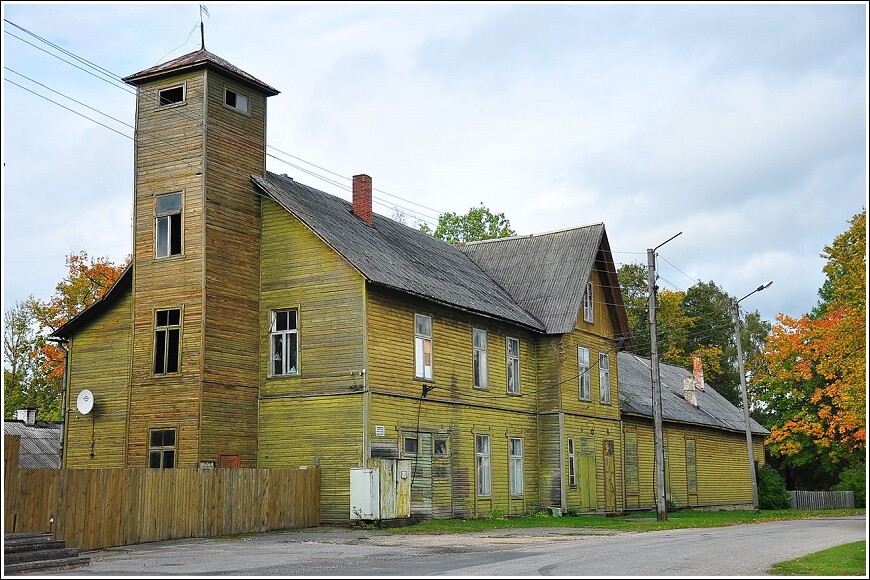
<box><xmin>375</xmin><ymin>425</ymin><xmax>385</xmax><ymax>437</ymax></box>
<box><xmin>199</xmin><ymin>461</ymin><xmax>215</xmax><ymax>470</ymax></box>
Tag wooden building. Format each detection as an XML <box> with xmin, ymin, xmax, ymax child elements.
<box><xmin>50</xmin><ymin>47</ymin><xmax>760</xmax><ymax>522</ymax></box>
<box><xmin>618</xmin><ymin>352</ymin><xmax>768</xmax><ymax>510</ymax></box>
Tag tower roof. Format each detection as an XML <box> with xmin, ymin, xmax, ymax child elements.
<box><xmin>123</xmin><ymin>48</ymin><xmax>280</xmax><ymax>96</ymax></box>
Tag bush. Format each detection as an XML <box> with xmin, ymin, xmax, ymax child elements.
<box><xmin>833</xmin><ymin>462</ymin><xmax>866</xmax><ymax>508</ymax></box>
<box><xmin>757</xmin><ymin>464</ymin><xmax>791</xmax><ymax>509</ymax></box>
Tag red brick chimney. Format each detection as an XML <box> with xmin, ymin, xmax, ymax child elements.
<box><xmin>352</xmin><ymin>174</ymin><xmax>373</xmax><ymax>225</ymax></box>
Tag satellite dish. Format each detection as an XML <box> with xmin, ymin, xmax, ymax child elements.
<box><xmin>76</xmin><ymin>389</ymin><xmax>94</xmax><ymax>415</ymax></box>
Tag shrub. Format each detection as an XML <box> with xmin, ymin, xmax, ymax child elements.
<box><xmin>757</xmin><ymin>464</ymin><xmax>791</xmax><ymax>509</ymax></box>
<box><xmin>833</xmin><ymin>461</ymin><xmax>866</xmax><ymax>508</ymax></box>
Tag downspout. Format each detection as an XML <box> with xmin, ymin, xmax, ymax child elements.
<box><xmin>47</xmin><ymin>337</ymin><xmax>70</xmax><ymax>467</ymax></box>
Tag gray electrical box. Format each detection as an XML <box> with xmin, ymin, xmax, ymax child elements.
<box><xmin>350</xmin><ymin>459</ymin><xmax>412</xmax><ymax>520</ymax></box>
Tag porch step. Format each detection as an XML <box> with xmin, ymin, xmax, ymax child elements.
<box><xmin>3</xmin><ymin>532</ymin><xmax>89</xmax><ymax>575</ymax></box>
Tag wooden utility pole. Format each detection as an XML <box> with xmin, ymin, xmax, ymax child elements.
<box><xmin>647</xmin><ymin>232</ymin><xmax>680</xmax><ymax>521</ymax></box>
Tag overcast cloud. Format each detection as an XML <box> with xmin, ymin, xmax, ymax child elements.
<box><xmin>2</xmin><ymin>2</ymin><xmax>867</xmax><ymax>325</ymax></box>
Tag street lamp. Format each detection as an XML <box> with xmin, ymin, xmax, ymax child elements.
<box><xmin>731</xmin><ymin>281</ymin><xmax>772</xmax><ymax>511</ymax></box>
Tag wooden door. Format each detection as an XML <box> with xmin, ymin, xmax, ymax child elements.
<box><xmin>603</xmin><ymin>440</ymin><xmax>616</xmax><ymax>511</ymax></box>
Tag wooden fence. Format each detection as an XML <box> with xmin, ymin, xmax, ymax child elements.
<box><xmin>789</xmin><ymin>490</ymin><xmax>855</xmax><ymax>510</ymax></box>
<box><xmin>4</xmin><ymin>435</ymin><xmax>320</xmax><ymax>551</ymax></box>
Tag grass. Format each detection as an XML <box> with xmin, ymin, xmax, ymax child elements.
<box><xmin>769</xmin><ymin>541</ymin><xmax>866</xmax><ymax>576</ymax></box>
<box><xmin>393</xmin><ymin>508</ymin><xmax>865</xmax><ymax>534</ymax></box>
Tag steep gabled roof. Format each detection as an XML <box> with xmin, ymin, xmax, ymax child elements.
<box><xmin>51</xmin><ymin>265</ymin><xmax>132</xmax><ymax>340</ymax></box>
<box><xmin>252</xmin><ymin>172</ymin><xmax>545</xmax><ymax>331</ymax></box>
<box><xmin>458</xmin><ymin>226</ymin><xmax>631</xmax><ymax>339</ymax></box>
<box><xmin>123</xmin><ymin>49</ymin><xmax>280</xmax><ymax>96</ymax></box>
<box><xmin>618</xmin><ymin>351</ymin><xmax>768</xmax><ymax>435</ymax></box>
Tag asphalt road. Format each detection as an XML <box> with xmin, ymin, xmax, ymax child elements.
<box><xmin>37</xmin><ymin>515</ymin><xmax>866</xmax><ymax>577</ymax></box>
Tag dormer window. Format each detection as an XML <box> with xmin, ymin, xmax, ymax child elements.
<box><xmin>224</xmin><ymin>88</ymin><xmax>249</xmax><ymax>114</ymax></box>
<box><xmin>158</xmin><ymin>85</ymin><xmax>185</xmax><ymax>107</ymax></box>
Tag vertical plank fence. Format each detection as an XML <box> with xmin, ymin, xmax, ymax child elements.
<box><xmin>789</xmin><ymin>490</ymin><xmax>855</xmax><ymax>509</ymax></box>
<box><xmin>5</xmin><ymin>435</ymin><xmax>320</xmax><ymax>551</ymax></box>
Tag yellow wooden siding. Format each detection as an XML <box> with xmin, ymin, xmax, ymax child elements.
<box><xmin>259</xmin><ymin>395</ymin><xmax>362</xmax><ymax>522</ymax></box>
<box><xmin>622</xmin><ymin>417</ymin><xmax>765</xmax><ymax>509</ymax></box>
<box><xmin>369</xmin><ymin>394</ymin><xmax>539</xmax><ymax>518</ymax></box>
<box><xmin>199</xmin><ymin>71</ymin><xmax>267</xmax><ymax>464</ymax></box>
<box><xmin>129</xmin><ymin>71</ymin><xmax>207</xmax><ymax>467</ymax></box>
<box><xmin>562</xmin><ymin>415</ymin><xmax>623</xmax><ymax>512</ymax></box>
<box><xmin>64</xmin><ymin>291</ymin><xmax>133</xmax><ymax>468</ymax></box>
<box><xmin>259</xmin><ymin>199</ymin><xmax>366</xmax><ymax>398</ymax></box>
<box><xmin>366</xmin><ymin>287</ymin><xmax>536</xmax><ymax>410</ymax></box>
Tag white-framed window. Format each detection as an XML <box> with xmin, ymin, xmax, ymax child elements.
<box><xmin>509</xmin><ymin>437</ymin><xmax>524</xmax><ymax>495</ymax></box>
<box><xmin>270</xmin><ymin>309</ymin><xmax>299</xmax><ymax>376</ymax></box>
<box><xmin>156</xmin><ymin>192</ymin><xmax>182</xmax><ymax>258</ymax></box>
<box><xmin>158</xmin><ymin>84</ymin><xmax>185</xmax><ymax>107</ymax></box>
<box><xmin>224</xmin><ymin>88</ymin><xmax>249</xmax><ymax>114</ymax></box>
<box><xmin>414</xmin><ymin>314</ymin><xmax>432</xmax><ymax>379</ymax></box>
<box><xmin>154</xmin><ymin>308</ymin><xmax>180</xmax><ymax>374</ymax></box>
<box><xmin>434</xmin><ymin>437</ymin><xmax>449</xmax><ymax>457</ymax></box>
<box><xmin>149</xmin><ymin>428</ymin><xmax>176</xmax><ymax>468</ymax></box>
<box><xmin>578</xmin><ymin>346</ymin><xmax>590</xmax><ymax>401</ymax></box>
<box><xmin>473</xmin><ymin>328</ymin><xmax>488</xmax><ymax>389</ymax></box>
<box><xmin>476</xmin><ymin>434</ymin><xmax>491</xmax><ymax>496</ymax></box>
<box><xmin>583</xmin><ymin>281</ymin><xmax>594</xmax><ymax>323</ymax></box>
<box><xmin>599</xmin><ymin>352</ymin><xmax>611</xmax><ymax>404</ymax></box>
<box><xmin>568</xmin><ymin>438</ymin><xmax>577</xmax><ymax>489</ymax></box>
<box><xmin>506</xmin><ymin>337</ymin><xmax>520</xmax><ymax>394</ymax></box>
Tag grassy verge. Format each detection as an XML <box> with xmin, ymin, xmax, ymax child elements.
<box><xmin>768</xmin><ymin>541</ymin><xmax>866</xmax><ymax>576</ymax></box>
<box><xmin>393</xmin><ymin>508</ymin><xmax>865</xmax><ymax>534</ymax></box>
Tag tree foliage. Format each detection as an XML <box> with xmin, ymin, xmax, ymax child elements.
<box><xmin>3</xmin><ymin>251</ymin><xmax>128</xmax><ymax>421</ymax></box>
<box><xmin>750</xmin><ymin>210</ymin><xmax>866</xmax><ymax>490</ymax></box>
<box><xmin>616</xmin><ymin>265</ymin><xmax>770</xmax><ymax>407</ymax></box>
<box><xmin>427</xmin><ymin>204</ymin><xmax>517</xmax><ymax>244</ymax></box>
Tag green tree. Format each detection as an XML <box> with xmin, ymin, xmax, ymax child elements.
<box><xmin>429</xmin><ymin>204</ymin><xmax>516</xmax><ymax>244</ymax></box>
<box><xmin>750</xmin><ymin>209</ymin><xmax>866</xmax><ymax>492</ymax></box>
<box><xmin>3</xmin><ymin>300</ymin><xmax>56</xmax><ymax>420</ymax></box>
<box><xmin>3</xmin><ymin>251</ymin><xmax>129</xmax><ymax>422</ymax></box>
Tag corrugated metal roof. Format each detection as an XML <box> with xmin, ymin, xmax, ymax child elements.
<box><xmin>123</xmin><ymin>49</ymin><xmax>280</xmax><ymax>96</ymax></box>
<box><xmin>458</xmin><ymin>226</ymin><xmax>629</xmax><ymax>337</ymax></box>
<box><xmin>252</xmin><ymin>173</ymin><xmax>545</xmax><ymax>331</ymax></box>
<box><xmin>4</xmin><ymin>421</ymin><xmax>62</xmax><ymax>469</ymax></box>
<box><xmin>618</xmin><ymin>351</ymin><xmax>768</xmax><ymax>435</ymax></box>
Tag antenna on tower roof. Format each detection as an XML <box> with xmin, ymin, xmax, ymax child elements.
<box><xmin>200</xmin><ymin>4</ymin><xmax>210</xmax><ymax>50</ymax></box>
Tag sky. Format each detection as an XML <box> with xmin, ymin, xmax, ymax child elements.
<box><xmin>2</xmin><ymin>2</ymin><xmax>867</xmax><ymax>326</ymax></box>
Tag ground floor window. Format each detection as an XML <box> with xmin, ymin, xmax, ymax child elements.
<box><xmin>509</xmin><ymin>437</ymin><xmax>523</xmax><ymax>495</ymax></box>
<box><xmin>149</xmin><ymin>428</ymin><xmax>176</xmax><ymax>468</ymax></box>
<box><xmin>476</xmin><ymin>434</ymin><xmax>491</xmax><ymax>496</ymax></box>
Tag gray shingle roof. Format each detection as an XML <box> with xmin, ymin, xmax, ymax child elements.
<box><xmin>458</xmin><ymin>226</ymin><xmax>630</xmax><ymax>337</ymax></box>
<box><xmin>618</xmin><ymin>351</ymin><xmax>768</xmax><ymax>435</ymax></box>
<box><xmin>4</xmin><ymin>422</ymin><xmax>62</xmax><ymax>469</ymax></box>
<box><xmin>123</xmin><ymin>49</ymin><xmax>280</xmax><ymax>96</ymax></box>
<box><xmin>252</xmin><ymin>172</ymin><xmax>545</xmax><ymax>331</ymax></box>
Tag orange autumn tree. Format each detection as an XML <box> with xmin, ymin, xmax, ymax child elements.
<box><xmin>24</xmin><ymin>251</ymin><xmax>129</xmax><ymax>419</ymax></box>
<box><xmin>750</xmin><ymin>210</ymin><xmax>866</xmax><ymax>492</ymax></box>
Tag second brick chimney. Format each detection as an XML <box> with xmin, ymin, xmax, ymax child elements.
<box><xmin>352</xmin><ymin>174</ymin><xmax>373</xmax><ymax>225</ymax></box>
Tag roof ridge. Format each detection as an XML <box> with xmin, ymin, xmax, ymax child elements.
<box><xmin>461</xmin><ymin>223</ymin><xmax>604</xmax><ymax>246</ymax></box>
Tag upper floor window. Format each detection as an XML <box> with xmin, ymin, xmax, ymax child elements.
<box><xmin>506</xmin><ymin>337</ymin><xmax>520</xmax><ymax>395</ymax></box>
<box><xmin>156</xmin><ymin>192</ymin><xmax>182</xmax><ymax>258</ymax></box>
<box><xmin>154</xmin><ymin>309</ymin><xmax>180</xmax><ymax>375</ymax></box>
<box><xmin>224</xmin><ymin>88</ymin><xmax>249</xmax><ymax>114</ymax></box>
<box><xmin>599</xmin><ymin>352</ymin><xmax>611</xmax><ymax>404</ymax></box>
<box><xmin>149</xmin><ymin>428</ymin><xmax>176</xmax><ymax>468</ymax></box>
<box><xmin>578</xmin><ymin>347</ymin><xmax>591</xmax><ymax>401</ymax></box>
<box><xmin>158</xmin><ymin>85</ymin><xmax>185</xmax><ymax>107</ymax></box>
<box><xmin>414</xmin><ymin>314</ymin><xmax>432</xmax><ymax>379</ymax></box>
<box><xmin>583</xmin><ymin>281</ymin><xmax>594</xmax><ymax>323</ymax></box>
<box><xmin>472</xmin><ymin>328</ymin><xmax>488</xmax><ymax>389</ymax></box>
<box><xmin>270</xmin><ymin>309</ymin><xmax>299</xmax><ymax>376</ymax></box>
